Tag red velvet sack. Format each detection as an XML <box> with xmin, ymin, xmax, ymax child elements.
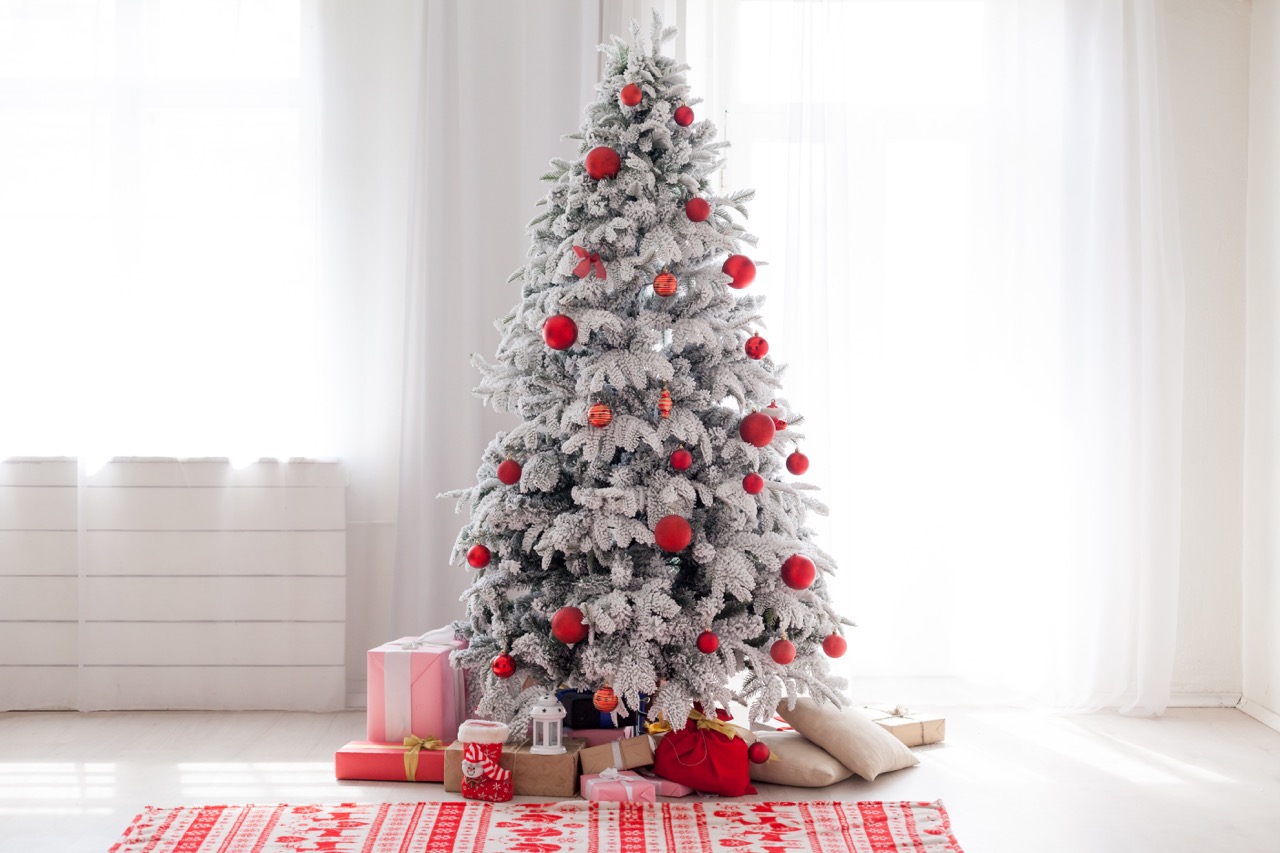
<box><xmin>652</xmin><ymin>708</ymin><xmax>757</xmax><ymax>797</ymax></box>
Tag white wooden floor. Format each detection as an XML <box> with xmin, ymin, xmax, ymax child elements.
<box><xmin>1</xmin><ymin>706</ymin><xmax>1278</xmax><ymax>852</ymax></box>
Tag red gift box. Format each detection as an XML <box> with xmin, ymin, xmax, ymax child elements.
<box><xmin>335</xmin><ymin>737</ymin><xmax>451</xmax><ymax>783</ymax></box>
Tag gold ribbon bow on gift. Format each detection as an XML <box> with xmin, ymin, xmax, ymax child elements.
<box><xmin>400</xmin><ymin>734</ymin><xmax>447</xmax><ymax>782</ymax></box>
<box><xmin>689</xmin><ymin>709</ymin><xmax>741</xmax><ymax>740</ymax></box>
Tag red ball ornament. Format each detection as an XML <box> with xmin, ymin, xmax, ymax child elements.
<box><xmin>722</xmin><ymin>254</ymin><xmax>756</xmax><ymax>289</ymax></box>
<box><xmin>654</xmin><ymin>514</ymin><xmax>692</xmax><ymax>552</ymax></box>
<box><xmin>467</xmin><ymin>543</ymin><xmax>491</xmax><ymax>569</ymax></box>
<box><xmin>685</xmin><ymin>197</ymin><xmax>711</xmax><ymax>222</ymax></box>
<box><xmin>654</xmin><ymin>270</ymin><xmax>678</xmax><ymax>297</ymax></box>
<box><xmin>674</xmin><ymin>105</ymin><xmax>694</xmax><ymax>126</ymax></box>
<box><xmin>593</xmin><ymin>685</ymin><xmax>619</xmax><ymax>712</ymax></box>
<box><xmin>770</xmin><ymin>638</ymin><xmax>796</xmax><ymax>665</ymax></box>
<box><xmin>696</xmin><ymin>630</ymin><xmax>720</xmax><ymax>654</ymax></box>
<box><xmin>743</xmin><ymin>472</ymin><xmax>765</xmax><ymax>494</ymax></box>
<box><xmin>781</xmin><ymin>554</ymin><xmax>816</xmax><ymax>590</ymax></box>
<box><xmin>588</xmin><ymin>402</ymin><xmax>613</xmax><ymax>428</ymax></box>
<box><xmin>786</xmin><ymin>450</ymin><xmax>809</xmax><ymax>475</ymax></box>
<box><xmin>492</xmin><ymin>653</ymin><xmax>516</xmax><ymax>679</ymax></box>
<box><xmin>620</xmin><ymin>83</ymin><xmax>643</xmax><ymax>107</ymax></box>
<box><xmin>551</xmin><ymin>606</ymin><xmax>589</xmax><ymax>644</ymax></box>
<box><xmin>823</xmin><ymin>633</ymin><xmax>847</xmax><ymax>659</ymax></box>
<box><xmin>747</xmin><ymin>741</ymin><xmax>772</xmax><ymax>764</ymax></box>
<box><xmin>745</xmin><ymin>335</ymin><xmax>769</xmax><ymax>360</ymax></box>
<box><xmin>670</xmin><ymin>447</ymin><xmax>693</xmax><ymax>471</ymax></box>
<box><xmin>543</xmin><ymin>314</ymin><xmax>578</xmax><ymax>350</ymax></box>
<box><xmin>496</xmin><ymin>459</ymin><xmax>522</xmax><ymax>485</ymax></box>
<box><xmin>585</xmin><ymin>146</ymin><xmax>621</xmax><ymax>180</ymax></box>
<box><xmin>739</xmin><ymin>412</ymin><xmax>776</xmax><ymax>448</ymax></box>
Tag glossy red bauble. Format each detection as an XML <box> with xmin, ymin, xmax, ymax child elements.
<box><xmin>585</xmin><ymin>146</ymin><xmax>621</xmax><ymax>180</ymax></box>
<box><xmin>543</xmin><ymin>314</ymin><xmax>578</xmax><ymax>350</ymax></box>
<box><xmin>745</xmin><ymin>335</ymin><xmax>769</xmax><ymax>360</ymax></box>
<box><xmin>823</xmin><ymin>633</ymin><xmax>847</xmax><ymax>658</ymax></box>
<box><xmin>685</xmin><ymin>198</ymin><xmax>711</xmax><ymax>222</ymax></box>
<box><xmin>593</xmin><ymin>685</ymin><xmax>619</xmax><ymax>712</ymax></box>
<box><xmin>739</xmin><ymin>412</ymin><xmax>776</xmax><ymax>447</ymax></box>
<box><xmin>674</xmin><ymin>105</ymin><xmax>694</xmax><ymax>126</ymax></box>
<box><xmin>722</xmin><ymin>254</ymin><xmax>756</xmax><ymax>289</ymax></box>
<box><xmin>743</xmin><ymin>472</ymin><xmax>765</xmax><ymax>495</ymax></box>
<box><xmin>496</xmin><ymin>459</ymin><xmax>522</xmax><ymax>485</ymax></box>
<box><xmin>696</xmin><ymin>630</ymin><xmax>720</xmax><ymax>654</ymax></box>
<box><xmin>670</xmin><ymin>448</ymin><xmax>693</xmax><ymax>471</ymax></box>
<box><xmin>654</xmin><ymin>514</ymin><xmax>693</xmax><ymax>552</ymax></box>
<box><xmin>551</xmin><ymin>606</ymin><xmax>589</xmax><ymax>644</ymax></box>
<box><xmin>770</xmin><ymin>638</ymin><xmax>796</xmax><ymax>665</ymax></box>
<box><xmin>492</xmin><ymin>653</ymin><xmax>516</xmax><ymax>678</ymax></box>
<box><xmin>786</xmin><ymin>450</ymin><xmax>809</xmax><ymax>475</ymax></box>
<box><xmin>747</xmin><ymin>741</ymin><xmax>772</xmax><ymax>764</ymax></box>
<box><xmin>781</xmin><ymin>554</ymin><xmax>816</xmax><ymax>590</ymax></box>
<box><xmin>620</xmin><ymin>83</ymin><xmax>643</xmax><ymax>106</ymax></box>
<box><xmin>467</xmin><ymin>543</ymin><xmax>491</xmax><ymax>568</ymax></box>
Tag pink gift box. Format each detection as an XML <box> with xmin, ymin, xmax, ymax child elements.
<box><xmin>367</xmin><ymin>630</ymin><xmax>466</xmax><ymax>743</ymax></box>
<box><xmin>635</xmin><ymin>769</ymin><xmax>695</xmax><ymax>797</ymax></box>
<box><xmin>581</xmin><ymin>769</ymin><xmax>657</xmax><ymax>803</ymax></box>
<box><xmin>564</xmin><ymin>727</ymin><xmax>632</xmax><ymax>748</ymax></box>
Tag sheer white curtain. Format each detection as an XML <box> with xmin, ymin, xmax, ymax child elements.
<box><xmin>686</xmin><ymin>0</ymin><xmax>1185</xmax><ymax>713</ymax></box>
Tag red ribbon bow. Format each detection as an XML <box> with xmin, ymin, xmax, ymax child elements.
<box><xmin>572</xmin><ymin>246</ymin><xmax>607</xmax><ymax>279</ymax></box>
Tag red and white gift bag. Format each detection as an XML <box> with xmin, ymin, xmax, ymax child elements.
<box><xmin>458</xmin><ymin>720</ymin><xmax>512</xmax><ymax>802</ymax></box>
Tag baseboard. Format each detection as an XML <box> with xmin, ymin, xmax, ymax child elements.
<box><xmin>1167</xmin><ymin>692</ymin><xmax>1243</xmax><ymax>708</ymax></box>
<box><xmin>1238</xmin><ymin>697</ymin><xmax>1280</xmax><ymax>733</ymax></box>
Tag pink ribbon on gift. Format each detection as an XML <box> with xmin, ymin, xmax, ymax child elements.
<box><xmin>572</xmin><ymin>246</ymin><xmax>606</xmax><ymax>279</ymax></box>
<box><xmin>463</xmin><ymin>742</ymin><xmax>511</xmax><ymax>783</ymax></box>
<box><xmin>599</xmin><ymin>767</ymin><xmax>640</xmax><ymax>801</ymax></box>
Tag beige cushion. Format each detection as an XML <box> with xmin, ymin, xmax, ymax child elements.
<box><xmin>776</xmin><ymin>698</ymin><xmax>920</xmax><ymax>781</ymax></box>
<box><xmin>748</xmin><ymin>731</ymin><xmax>854</xmax><ymax>787</ymax></box>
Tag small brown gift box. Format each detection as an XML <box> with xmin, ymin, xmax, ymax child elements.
<box><xmin>578</xmin><ymin>733</ymin><xmax>659</xmax><ymax>776</ymax></box>
<box><xmin>444</xmin><ymin>737</ymin><xmax>586</xmax><ymax>798</ymax></box>
<box><xmin>855</xmin><ymin>706</ymin><xmax>946</xmax><ymax>747</ymax></box>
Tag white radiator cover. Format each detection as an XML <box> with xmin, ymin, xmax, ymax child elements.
<box><xmin>0</xmin><ymin>458</ymin><xmax>346</xmax><ymax>711</ymax></box>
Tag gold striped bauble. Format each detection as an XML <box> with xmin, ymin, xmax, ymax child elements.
<box><xmin>588</xmin><ymin>403</ymin><xmax>613</xmax><ymax>428</ymax></box>
<box><xmin>654</xmin><ymin>270</ymin><xmax>678</xmax><ymax>297</ymax></box>
<box><xmin>658</xmin><ymin>389</ymin><xmax>672</xmax><ymax>419</ymax></box>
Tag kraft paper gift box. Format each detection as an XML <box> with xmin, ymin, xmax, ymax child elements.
<box><xmin>564</xmin><ymin>726</ymin><xmax>635</xmax><ymax>747</ymax></box>
<box><xmin>366</xmin><ymin>633</ymin><xmax>466</xmax><ymax>744</ymax></box>
<box><xmin>855</xmin><ymin>706</ymin><xmax>946</xmax><ymax>747</ymax></box>
<box><xmin>581</xmin><ymin>768</ymin><xmax>657</xmax><ymax>803</ymax></box>
<box><xmin>444</xmin><ymin>737</ymin><xmax>586</xmax><ymax>798</ymax></box>
<box><xmin>578</xmin><ymin>733</ymin><xmax>659</xmax><ymax>776</ymax></box>
<box><xmin>335</xmin><ymin>738</ymin><xmax>451</xmax><ymax>783</ymax></box>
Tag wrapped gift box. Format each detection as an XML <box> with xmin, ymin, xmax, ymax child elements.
<box><xmin>581</xmin><ymin>769</ymin><xmax>656</xmax><ymax>803</ymax></box>
<box><xmin>634</xmin><ymin>769</ymin><xmax>694</xmax><ymax>797</ymax></box>
<box><xmin>443</xmin><ymin>737</ymin><xmax>586</xmax><ymax>798</ymax></box>
<box><xmin>367</xmin><ymin>632</ymin><xmax>466</xmax><ymax>743</ymax></box>
<box><xmin>578</xmin><ymin>733</ymin><xmax>659</xmax><ymax>776</ymax></box>
<box><xmin>855</xmin><ymin>706</ymin><xmax>945</xmax><ymax>747</ymax></box>
<box><xmin>564</xmin><ymin>726</ymin><xmax>634</xmax><ymax>747</ymax></box>
<box><xmin>335</xmin><ymin>739</ymin><xmax>451</xmax><ymax>783</ymax></box>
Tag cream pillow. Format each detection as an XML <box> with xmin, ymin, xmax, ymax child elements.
<box><xmin>748</xmin><ymin>731</ymin><xmax>854</xmax><ymax>787</ymax></box>
<box><xmin>776</xmin><ymin>698</ymin><xmax>920</xmax><ymax>781</ymax></box>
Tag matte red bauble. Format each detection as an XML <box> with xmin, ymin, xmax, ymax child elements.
<box><xmin>593</xmin><ymin>685</ymin><xmax>619</xmax><ymax>712</ymax></box>
<box><xmin>588</xmin><ymin>402</ymin><xmax>613</xmax><ymax>428</ymax></box>
<box><xmin>496</xmin><ymin>459</ymin><xmax>522</xmax><ymax>485</ymax></box>
<box><xmin>670</xmin><ymin>448</ymin><xmax>693</xmax><ymax>471</ymax></box>
<box><xmin>786</xmin><ymin>450</ymin><xmax>809</xmax><ymax>475</ymax></box>
<box><xmin>654</xmin><ymin>514</ymin><xmax>692</xmax><ymax>552</ymax></box>
<box><xmin>653</xmin><ymin>270</ymin><xmax>678</xmax><ymax>297</ymax></box>
<box><xmin>620</xmin><ymin>83</ymin><xmax>643</xmax><ymax>106</ymax></box>
<box><xmin>747</xmin><ymin>741</ymin><xmax>771</xmax><ymax>764</ymax></box>
<box><xmin>745</xmin><ymin>335</ymin><xmax>768</xmax><ymax>360</ymax></box>
<box><xmin>696</xmin><ymin>630</ymin><xmax>719</xmax><ymax>654</ymax></box>
<box><xmin>543</xmin><ymin>314</ymin><xmax>577</xmax><ymax>350</ymax></box>
<box><xmin>770</xmin><ymin>638</ymin><xmax>796</xmax><ymax>665</ymax></box>
<box><xmin>551</xmin><ymin>606</ymin><xmax>589</xmax><ymax>644</ymax></box>
<box><xmin>466</xmin><ymin>543</ymin><xmax>491</xmax><ymax>569</ymax></box>
<box><xmin>722</xmin><ymin>254</ymin><xmax>756</xmax><ymax>289</ymax></box>
<box><xmin>585</xmin><ymin>146</ymin><xmax>621</xmax><ymax>180</ymax></box>
<box><xmin>773</xmin><ymin>418</ymin><xmax>787</xmax><ymax>431</ymax></box>
<box><xmin>739</xmin><ymin>412</ymin><xmax>776</xmax><ymax>447</ymax></box>
<box><xmin>743</xmin><ymin>472</ymin><xmax>765</xmax><ymax>495</ymax></box>
<box><xmin>674</xmin><ymin>105</ymin><xmax>694</xmax><ymax>126</ymax></box>
<box><xmin>781</xmin><ymin>554</ymin><xmax>816</xmax><ymax>590</ymax></box>
<box><xmin>492</xmin><ymin>653</ymin><xmax>516</xmax><ymax>678</ymax></box>
<box><xmin>823</xmin><ymin>633</ymin><xmax>847</xmax><ymax>659</ymax></box>
<box><xmin>685</xmin><ymin>198</ymin><xmax>711</xmax><ymax>222</ymax></box>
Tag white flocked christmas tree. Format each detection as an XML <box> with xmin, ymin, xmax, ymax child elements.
<box><xmin>444</xmin><ymin>16</ymin><xmax>850</xmax><ymax>739</ymax></box>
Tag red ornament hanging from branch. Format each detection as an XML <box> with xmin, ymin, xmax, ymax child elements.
<box><xmin>496</xmin><ymin>459</ymin><xmax>521</xmax><ymax>485</ymax></box>
<box><xmin>781</xmin><ymin>554</ymin><xmax>816</xmax><ymax>590</ymax></box>
<box><xmin>770</xmin><ymin>638</ymin><xmax>796</xmax><ymax>665</ymax></box>
<box><xmin>658</xmin><ymin>388</ymin><xmax>673</xmax><ymax>419</ymax></box>
<box><xmin>743</xmin><ymin>472</ymin><xmax>765</xmax><ymax>495</ymax></box>
<box><xmin>491</xmin><ymin>653</ymin><xmax>516</xmax><ymax>678</ymax></box>
<box><xmin>585</xmin><ymin>146</ymin><xmax>621</xmax><ymax>180</ymax></box>
<box><xmin>786</xmin><ymin>450</ymin><xmax>809</xmax><ymax>475</ymax></box>
<box><xmin>654</xmin><ymin>514</ymin><xmax>692</xmax><ymax>552</ymax></box>
<box><xmin>723</xmin><ymin>254</ymin><xmax>756</xmax><ymax>289</ymax></box>
<box><xmin>674</xmin><ymin>105</ymin><xmax>694</xmax><ymax>126</ymax></box>
<box><xmin>467</xmin><ymin>544</ymin><xmax>491</xmax><ymax>569</ymax></box>
<box><xmin>697</xmin><ymin>630</ymin><xmax>720</xmax><ymax>654</ymax></box>
<box><xmin>619</xmin><ymin>83</ymin><xmax>643</xmax><ymax>107</ymax></box>
<box><xmin>822</xmin><ymin>633</ymin><xmax>847</xmax><ymax>659</ymax></box>
<box><xmin>739</xmin><ymin>412</ymin><xmax>776</xmax><ymax>448</ymax></box>
<box><xmin>685</xmin><ymin>198</ymin><xmax>711</xmax><ymax>222</ymax></box>
<box><xmin>593</xmin><ymin>685</ymin><xmax>619</xmax><ymax>711</ymax></box>
<box><xmin>745</xmin><ymin>334</ymin><xmax>768</xmax><ymax>360</ymax></box>
<box><xmin>588</xmin><ymin>403</ymin><xmax>613</xmax><ymax>428</ymax></box>
<box><xmin>670</xmin><ymin>447</ymin><xmax>693</xmax><ymax>471</ymax></box>
<box><xmin>543</xmin><ymin>315</ymin><xmax>577</xmax><ymax>350</ymax></box>
<box><xmin>653</xmin><ymin>270</ymin><xmax>678</xmax><ymax>297</ymax></box>
<box><xmin>551</xmin><ymin>606</ymin><xmax>589</xmax><ymax>644</ymax></box>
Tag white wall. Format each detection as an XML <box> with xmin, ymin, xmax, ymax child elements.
<box><xmin>1243</xmin><ymin>0</ymin><xmax>1280</xmax><ymax>726</ymax></box>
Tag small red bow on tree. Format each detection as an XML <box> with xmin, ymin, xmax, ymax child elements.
<box><xmin>571</xmin><ymin>246</ymin><xmax>607</xmax><ymax>279</ymax></box>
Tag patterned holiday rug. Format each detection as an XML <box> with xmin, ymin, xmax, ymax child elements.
<box><xmin>109</xmin><ymin>799</ymin><xmax>964</xmax><ymax>852</ymax></box>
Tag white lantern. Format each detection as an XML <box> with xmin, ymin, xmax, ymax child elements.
<box><xmin>530</xmin><ymin>692</ymin><xmax>567</xmax><ymax>755</ymax></box>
